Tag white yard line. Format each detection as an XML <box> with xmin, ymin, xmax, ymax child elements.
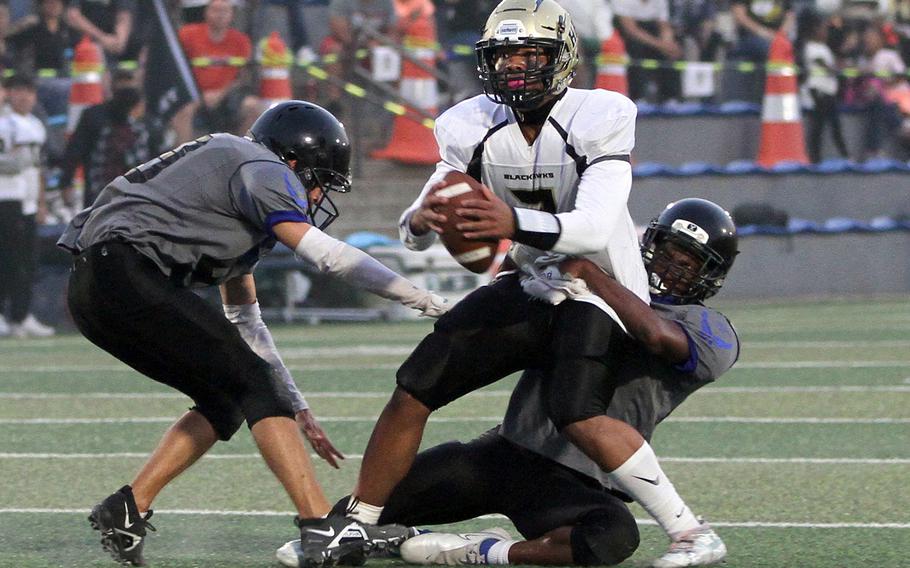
<box><xmin>743</xmin><ymin>340</ymin><xmax>910</xmax><ymax>348</ymax></box>
<box><xmin>0</xmin><ymin>507</ymin><xmax>906</xmax><ymax>529</ymax></box>
<box><xmin>1</xmin><ymin>385</ymin><xmax>908</xmax><ymax>400</ymax></box>
<box><xmin>736</xmin><ymin>361</ymin><xmax>910</xmax><ymax>369</ymax></box>
<box><xmin>0</xmin><ymin>363</ymin><xmax>401</xmax><ymax>373</ymax></box>
<box><xmin>0</xmin><ymin>453</ymin><xmax>907</xmax><ymax>465</ymax></box>
<box><xmin>0</xmin><ymin>390</ymin><xmax>510</xmax><ymax>399</ymax></box>
<box><xmin>6</xmin><ymin>337</ymin><xmax>910</xmax><ymax>350</ymax></box>
<box><xmin>666</xmin><ymin>416</ymin><xmax>910</xmax><ymax>424</ymax></box>
<box><xmin>0</xmin><ymin>415</ymin><xmax>908</xmax><ymax>425</ymax></box>
<box><xmin>2</xmin><ymin>360</ymin><xmax>909</xmax><ymax>373</ymax></box>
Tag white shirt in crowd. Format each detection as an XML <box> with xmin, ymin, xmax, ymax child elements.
<box><xmin>0</xmin><ymin>108</ymin><xmax>45</xmax><ymax>215</ymax></box>
<box><xmin>801</xmin><ymin>40</ymin><xmax>839</xmax><ymax>107</ymax></box>
<box><xmin>558</xmin><ymin>0</ymin><xmax>614</xmax><ymax>42</ymax></box>
<box><xmin>610</xmin><ymin>0</ymin><xmax>670</xmax><ymax>22</ymax></box>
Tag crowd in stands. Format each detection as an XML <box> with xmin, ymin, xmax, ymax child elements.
<box><xmin>0</xmin><ymin>0</ymin><xmax>910</xmax><ymax>338</ymax></box>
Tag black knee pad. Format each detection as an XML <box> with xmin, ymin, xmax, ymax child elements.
<box><xmin>237</xmin><ymin>361</ymin><xmax>296</xmax><ymax>428</ymax></box>
<box><xmin>190</xmin><ymin>404</ymin><xmax>244</xmax><ymax>441</ymax></box>
<box><xmin>570</xmin><ymin>509</ymin><xmax>640</xmax><ymax>566</ymax></box>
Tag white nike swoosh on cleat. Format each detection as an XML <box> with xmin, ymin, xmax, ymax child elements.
<box><xmin>123</xmin><ymin>502</ymin><xmax>135</xmax><ymax>529</ymax></box>
<box><xmin>307</xmin><ymin>527</ymin><xmax>336</xmax><ymax>538</ymax></box>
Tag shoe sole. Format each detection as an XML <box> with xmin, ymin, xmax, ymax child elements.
<box><xmin>299</xmin><ymin>540</ymin><xmax>366</xmax><ymax>568</ymax></box>
<box><xmin>88</xmin><ymin>506</ymin><xmax>142</xmax><ymax>567</ymax></box>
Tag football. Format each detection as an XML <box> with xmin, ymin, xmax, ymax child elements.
<box><xmin>433</xmin><ymin>171</ymin><xmax>499</xmax><ymax>273</ymax></box>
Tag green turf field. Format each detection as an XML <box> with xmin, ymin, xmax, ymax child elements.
<box><xmin>0</xmin><ymin>297</ymin><xmax>907</xmax><ymax>567</ymax></box>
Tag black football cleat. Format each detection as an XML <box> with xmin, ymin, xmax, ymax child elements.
<box><xmin>296</xmin><ymin>514</ymin><xmax>413</xmax><ymax>568</ymax></box>
<box><xmin>88</xmin><ymin>485</ymin><xmax>156</xmax><ymax>566</ymax></box>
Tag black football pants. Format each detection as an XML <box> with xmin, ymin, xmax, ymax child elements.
<box><xmin>66</xmin><ymin>241</ymin><xmax>294</xmax><ymax>440</ymax></box>
<box><xmin>379</xmin><ymin>429</ymin><xmax>640</xmax><ymax>565</ymax></box>
<box><xmin>397</xmin><ymin>273</ymin><xmax>631</xmax><ymax>428</ymax></box>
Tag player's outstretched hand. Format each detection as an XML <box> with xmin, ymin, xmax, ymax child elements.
<box><xmin>296</xmin><ymin>409</ymin><xmax>345</xmax><ymax>469</ymax></box>
<box><xmin>455</xmin><ymin>184</ymin><xmax>515</xmax><ymax>241</ymax></box>
<box><xmin>410</xmin><ymin>182</ymin><xmax>451</xmax><ymax>235</ymax></box>
<box><xmin>409</xmin><ymin>291</ymin><xmax>449</xmax><ymax>318</ymax></box>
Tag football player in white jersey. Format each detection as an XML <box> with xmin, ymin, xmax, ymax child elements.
<box><xmin>294</xmin><ymin>2</ymin><xmax>702</xmax><ymax>567</ymax></box>
<box><xmin>281</xmin><ymin>199</ymin><xmax>738</xmax><ymax>568</ymax></box>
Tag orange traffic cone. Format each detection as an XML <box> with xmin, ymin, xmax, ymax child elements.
<box><xmin>67</xmin><ymin>35</ymin><xmax>105</xmax><ymax>135</ymax></box>
<box><xmin>594</xmin><ymin>32</ymin><xmax>629</xmax><ymax>95</ymax></box>
<box><xmin>372</xmin><ymin>7</ymin><xmax>440</xmax><ymax>165</ymax></box>
<box><xmin>258</xmin><ymin>31</ymin><xmax>293</xmax><ymax>106</ymax></box>
<box><xmin>756</xmin><ymin>33</ymin><xmax>808</xmax><ymax>167</ymax></box>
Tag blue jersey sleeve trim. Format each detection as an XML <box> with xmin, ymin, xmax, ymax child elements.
<box><xmin>264</xmin><ymin>210</ymin><xmax>309</xmax><ymax>237</ymax></box>
<box><xmin>672</xmin><ymin>321</ymin><xmax>699</xmax><ymax>374</ymax></box>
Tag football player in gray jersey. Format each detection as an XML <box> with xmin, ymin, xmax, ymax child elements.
<box><xmin>58</xmin><ymin>101</ymin><xmax>447</xmax><ymax>567</ymax></box>
<box><xmin>279</xmin><ymin>198</ymin><xmax>739</xmax><ymax>568</ymax></box>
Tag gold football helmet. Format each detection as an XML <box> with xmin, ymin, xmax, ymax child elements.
<box><xmin>475</xmin><ymin>0</ymin><xmax>579</xmax><ymax>110</ymax></box>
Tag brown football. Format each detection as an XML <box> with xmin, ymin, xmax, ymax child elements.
<box><xmin>434</xmin><ymin>171</ymin><xmax>499</xmax><ymax>274</ymax></box>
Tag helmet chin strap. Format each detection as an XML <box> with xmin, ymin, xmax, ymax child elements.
<box><xmin>514</xmin><ymin>90</ymin><xmax>564</xmax><ymax>124</ymax></box>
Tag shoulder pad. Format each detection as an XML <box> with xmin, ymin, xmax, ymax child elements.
<box><xmin>434</xmin><ymin>95</ymin><xmax>507</xmax><ymax>169</ymax></box>
<box><xmin>569</xmin><ymin>90</ymin><xmax>637</xmax><ymax>159</ymax></box>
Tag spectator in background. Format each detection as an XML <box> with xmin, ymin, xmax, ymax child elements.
<box><xmin>60</xmin><ymin>69</ymin><xmax>165</xmax><ymax>208</ymax></box>
<box><xmin>320</xmin><ymin>0</ymin><xmax>397</xmax><ymax>115</ymax></box>
<box><xmin>180</xmin><ymin>0</ymin><xmax>211</xmax><ymax>24</ymax></box>
<box><xmin>6</xmin><ymin>0</ymin><xmax>78</xmax><ymax>75</ymax></box>
<box><xmin>855</xmin><ymin>22</ymin><xmax>908</xmax><ymax>159</ymax></box>
<box><xmin>890</xmin><ymin>0</ymin><xmax>910</xmax><ymax>65</ymax></box>
<box><xmin>0</xmin><ymin>1</ymin><xmax>16</xmax><ymax>72</ymax></box>
<box><xmin>730</xmin><ymin>0</ymin><xmax>796</xmax><ymax>62</ymax></box>
<box><xmin>436</xmin><ymin>0</ymin><xmax>496</xmax><ymax>101</ymax></box>
<box><xmin>251</xmin><ymin>0</ymin><xmax>316</xmax><ymax>63</ymax></box>
<box><xmin>612</xmin><ymin>0</ymin><xmax>683</xmax><ymax>103</ymax></box>
<box><xmin>0</xmin><ymin>74</ymin><xmax>54</xmax><ymax>338</ymax></box>
<box><xmin>559</xmin><ymin>0</ymin><xmax>614</xmax><ymax>89</ymax></box>
<box><xmin>65</xmin><ymin>0</ymin><xmax>137</xmax><ymax>65</ymax></box>
<box><xmin>6</xmin><ymin>0</ymin><xmax>78</xmax><ymax>121</ymax></box>
<box><xmin>671</xmin><ymin>0</ymin><xmax>725</xmax><ymax>62</ymax></box>
<box><xmin>798</xmin><ymin>10</ymin><xmax>849</xmax><ymax>162</ymax></box>
<box><xmin>174</xmin><ymin>0</ymin><xmax>262</xmax><ymax>143</ymax></box>
<box><xmin>7</xmin><ymin>0</ymin><xmax>31</xmax><ymax>21</ymax></box>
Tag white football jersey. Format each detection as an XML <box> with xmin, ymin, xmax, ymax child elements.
<box><xmin>400</xmin><ymin>88</ymin><xmax>650</xmax><ymax>311</ymax></box>
<box><xmin>0</xmin><ymin>108</ymin><xmax>25</xmax><ymax>203</ymax></box>
<box><xmin>6</xmin><ymin>111</ymin><xmax>45</xmax><ymax>215</ymax></box>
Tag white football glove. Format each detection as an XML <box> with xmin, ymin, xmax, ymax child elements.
<box><xmin>519</xmin><ymin>257</ymin><xmax>591</xmax><ymax>305</ymax></box>
<box><xmin>404</xmin><ymin>291</ymin><xmax>450</xmax><ymax>318</ymax></box>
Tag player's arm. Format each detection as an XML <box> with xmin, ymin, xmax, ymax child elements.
<box><xmin>560</xmin><ymin>258</ymin><xmax>689</xmax><ymax>363</ymax></box>
<box><xmin>220</xmin><ymin>274</ymin><xmax>344</xmax><ymax>467</ymax></box>
<box><xmin>272</xmin><ymin>221</ymin><xmax>448</xmax><ymax>317</ymax></box>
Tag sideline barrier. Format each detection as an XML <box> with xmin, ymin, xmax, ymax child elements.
<box><xmin>738</xmin><ymin>216</ymin><xmax>910</xmax><ymax>236</ymax></box>
<box><xmin>632</xmin><ymin>157</ymin><xmax>910</xmax><ymax>178</ymax></box>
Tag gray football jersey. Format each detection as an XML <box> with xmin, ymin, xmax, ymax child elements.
<box><xmin>499</xmin><ymin>302</ymin><xmax>740</xmax><ymax>486</ymax></box>
<box><xmin>58</xmin><ymin>134</ymin><xmax>312</xmax><ymax>287</ymax></box>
